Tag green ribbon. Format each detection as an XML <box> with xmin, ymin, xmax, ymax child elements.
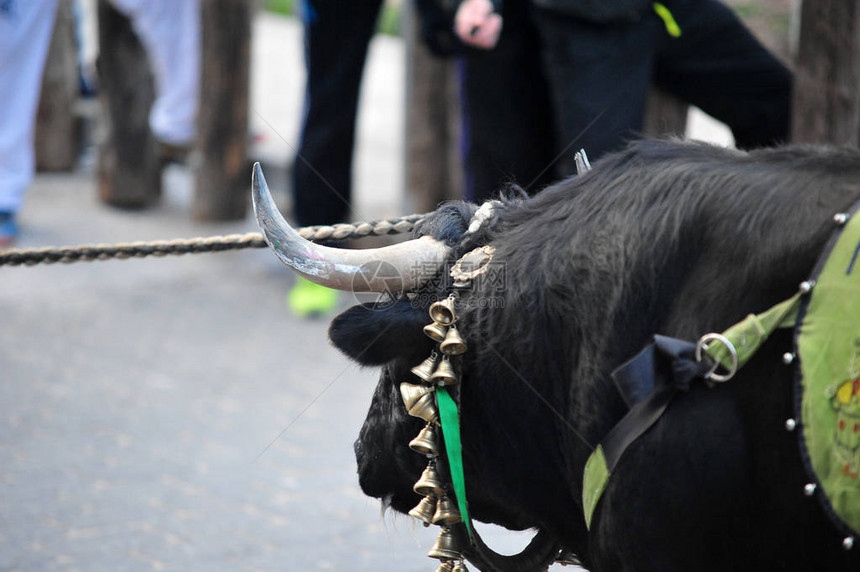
<box><xmin>706</xmin><ymin>292</ymin><xmax>801</xmax><ymax>371</ymax></box>
<box><xmin>437</xmin><ymin>387</ymin><xmax>473</xmax><ymax>541</ymax></box>
<box><xmin>653</xmin><ymin>3</ymin><xmax>682</xmax><ymax>37</ymax></box>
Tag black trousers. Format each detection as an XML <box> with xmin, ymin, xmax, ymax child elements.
<box><xmin>292</xmin><ymin>0</ymin><xmax>383</xmax><ymax>226</ymax></box>
<box><xmin>461</xmin><ymin>0</ymin><xmax>792</xmax><ymax>202</ymax></box>
<box><xmin>460</xmin><ymin>0</ymin><xmax>557</xmax><ymax>202</ymax></box>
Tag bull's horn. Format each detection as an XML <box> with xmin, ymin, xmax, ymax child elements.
<box><xmin>252</xmin><ymin>163</ymin><xmax>449</xmax><ymax>292</ymax></box>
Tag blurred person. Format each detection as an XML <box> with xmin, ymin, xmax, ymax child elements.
<box><xmin>453</xmin><ymin>0</ymin><xmax>792</xmax><ymax>201</ymax></box>
<box><xmin>288</xmin><ymin>0</ymin><xmax>384</xmax><ymax>317</ymax></box>
<box><xmin>0</xmin><ymin>0</ymin><xmax>199</xmax><ymax>247</ymax></box>
<box><xmin>0</xmin><ymin>0</ymin><xmax>60</xmax><ymax>247</ymax></box>
<box><xmin>108</xmin><ymin>0</ymin><xmax>200</xmax><ymax>161</ymax></box>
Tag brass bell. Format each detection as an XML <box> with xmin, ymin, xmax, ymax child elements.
<box><xmin>427</xmin><ymin>527</ymin><xmax>462</xmax><ymax>561</ymax></box>
<box><xmin>440</xmin><ymin>326</ymin><xmax>467</xmax><ymax>356</ymax></box>
<box><xmin>430</xmin><ymin>356</ymin><xmax>457</xmax><ymax>387</ymax></box>
<box><xmin>409</xmin><ymin>423</ymin><xmax>440</xmax><ymax>456</ymax></box>
<box><xmin>424</xmin><ymin>321</ymin><xmax>448</xmax><ymax>343</ymax></box>
<box><xmin>400</xmin><ymin>382</ymin><xmax>433</xmax><ymax>411</ymax></box>
<box><xmin>408</xmin><ymin>495</ymin><xmax>437</xmax><ymax>526</ymax></box>
<box><xmin>410</xmin><ymin>354</ymin><xmax>438</xmax><ymax>383</ymax></box>
<box><xmin>408</xmin><ymin>392</ymin><xmax>439</xmax><ymax>424</ymax></box>
<box><xmin>429</xmin><ymin>297</ymin><xmax>457</xmax><ymax>326</ymax></box>
<box><xmin>432</xmin><ymin>495</ymin><xmax>462</xmax><ymax>525</ymax></box>
<box><xmin>413</xmin><ymin>462</ymin><xmax>445</xmax><ymax>496</ymax></box>
<box><xmin>435</xmin><ymin>561</ymin><xmax>456</xmax><ymax>572</ymax></box>
<box><xmin>451</xmin><ymin>561</ymin><xmax>468</xmax><ymax>572</ymax></box>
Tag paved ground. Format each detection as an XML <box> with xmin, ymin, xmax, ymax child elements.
<box><xmin>1</xmin><ymin>10</ymin><xmax>732</xmax><ymax>572</ymax></box>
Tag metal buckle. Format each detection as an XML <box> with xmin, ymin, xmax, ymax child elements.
<box><xmin>695</xmin><ymin>333</ymin><xmax>738</xmax><ymax>383</ymax></box>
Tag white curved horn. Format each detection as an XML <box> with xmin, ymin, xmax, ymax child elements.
<box><xmin>252</xmin><ymin>163</ymin><xmax>450</xmax><ymax>292</ymax></box>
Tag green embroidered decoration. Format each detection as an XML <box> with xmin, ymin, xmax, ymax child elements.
<box><xmin>796</xmin><ymin>210</ymin><xmax>860</xmax><ymax>536</ymax></box>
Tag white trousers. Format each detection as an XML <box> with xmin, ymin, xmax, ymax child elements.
<box><xmin>109</xmin><ymin>0</ymin><xmax>199</xmax><ymax>146</ymax></box>
<box><xmin>0</xmin><ymin>0</ymin><xmax>199</xmax><ymax>213</ymax></box>
<box><xmin>0</xmin><ymin>0</ymin><xmax>60</xmax><ymax>212</ymax></box>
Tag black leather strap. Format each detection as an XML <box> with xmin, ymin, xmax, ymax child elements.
<box><xmin>604</xmin><ymin>335</ymin><xmax>711</xmax><ymax>471</ymax></box>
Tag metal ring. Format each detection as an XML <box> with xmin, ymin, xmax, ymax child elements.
<box><xmin>695</xmin><ymin>333</ymin><xmax>739</xmax><ymax>383</ymax></box>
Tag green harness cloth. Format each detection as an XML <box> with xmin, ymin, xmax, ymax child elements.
<box><xmin>796</xmin><ymin>212</ymin><xmax>860</xmax><ymax>536</ymax></box>
<box><xmin>583</xmin><ymin>445</ymin><xmax>611</xmax><ymax>530</ymax></box>
<box><xmin>437</xmin><ymin>387</ymin><xmax>473</xmax><ymax>540</ymax></box>
<box><xmin>706</xmin><ymin>292</ymin><xmax>800</xmax><ymax>371</ymax></box>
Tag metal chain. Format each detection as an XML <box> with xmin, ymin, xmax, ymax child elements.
<box><xmin>0</xmin><ymin>214</ymin><xmax>426</xmax><ymax>267</ymax></box>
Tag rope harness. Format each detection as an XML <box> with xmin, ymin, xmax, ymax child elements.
<box><xmin>0</xmin><ymin>214</ymin><xmax>425</xmax><ymax>267</ymax></box>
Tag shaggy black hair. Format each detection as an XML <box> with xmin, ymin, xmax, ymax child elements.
<box><xmin>334</xmin><ymin>139</ymin><xmax>860</xmax><ymax>569</ymax></box>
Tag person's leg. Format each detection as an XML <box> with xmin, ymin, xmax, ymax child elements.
<box><xmin>0</xmin><ymin>0</ymin><xmax>60</xmax><ymax>244</ymax></box>
<box><xmin>109</xmin><ymin>0</ymin><xmax>200</xmax><ymax>145</ymax></box>
<box><xmin>289</xmin><ymin>0</ymin><xmax>383</xmax><ymax>317</ymax></box>
<box><xmin>460</xmin><ymin>2</ymin><xmax>556</xmax><ymax>202</ymax></box>
<box><xmin>531</xmin><ymin>10</ymin><xmax>658</xmax><ymax>175</ymax></box>
<box><xmin>535</xmin><ymin>9</ymin><xmax>657</xmax><ymax>175</ymax></box>
<box><xmin>654</xmin><ymin>0</ymin><xmax>791</xmax><ymax>149</ymax></box>
<box><xmin>293</xmin><ymin>0</ymin><xmax>383</xmax><ymax>227</ymax></box>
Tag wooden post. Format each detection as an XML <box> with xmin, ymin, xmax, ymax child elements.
<box><xmin>96</xmin><ymin>0</ymin><xmax>161</xmax><ymax>208</ymax></box>
<box><xmin>404</xmin><ymin>6</ymin><xmax>464</xmax><ymax>214</ymax></box>
<box><xmin>35</xmin><ymin>0</ymin><xmax>79</xmax><ymax>172</ymax></box>
<box><xmin>792</xmin><ymin>0</ymin><xmax>860</xmax><ymax>145</ymax></box>
<box><xmin>192</xmin><ymin>0</ymin><xmax>252</xmax><ymax>222</ymax></box>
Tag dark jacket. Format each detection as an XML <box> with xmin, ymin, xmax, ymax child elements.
<box><xmin>529</xmin><ymin>0</ymin><xmax>654</xmax><ymax>22</ymax></box>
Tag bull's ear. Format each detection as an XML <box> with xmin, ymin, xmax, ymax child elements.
<box><xmin>329</xmin><ymin>300</ymin><xmax>433</xmax><ymax>366</ymax></box>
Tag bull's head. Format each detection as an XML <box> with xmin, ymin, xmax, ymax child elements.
<box><xmin>253</xmin><ymin>165</ymin><xmax>576</xmax><ymax>569</ymax></box>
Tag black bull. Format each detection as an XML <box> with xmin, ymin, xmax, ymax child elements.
<box><xmin>313</xmin><ymin>141</ymin><xmax>860</xmax><ymax>571</ymax></box>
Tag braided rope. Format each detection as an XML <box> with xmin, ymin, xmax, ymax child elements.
<box><xmin>0</xmin><ymin>214</ymin><xmax>426</xmax><ymax>268</ymax></box>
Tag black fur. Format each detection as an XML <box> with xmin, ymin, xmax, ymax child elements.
<box><xmin>331</xmin><ymin>140</ymin><xmax>860</xmax><ymax>571</ymax></box>
<box><xmin>328</xmin><ymin>300</ymin><xmax>433</xmax><ymax>366</ymax></box>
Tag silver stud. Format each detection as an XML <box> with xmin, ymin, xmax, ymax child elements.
<box><xmin>782</xmin><ymin>352</ymin><xmax>795</xmax><ymax>365</ymax></box>
<box><xmin>843</xmin><ymin>536</ymin><xmax>855</xmax><ymax>550</ymax></box>
<box><xmin>803</xmin><ymin>483</ymin><xmax>817</xmax><ymax>496</ymax></box>
<box><xmin>785</xmin><ymin>418</ymin><xmax>797</xmax><ymax>431</ymax></box>
<box><xmin>834</xmin><ymin>213</ymin><xmax>849</xmax><ymax>226</ymax></box>
<box><xmin>799</xmin><ymin>281</ymin><xmax>815</xmax><ymax>294</ymax></box>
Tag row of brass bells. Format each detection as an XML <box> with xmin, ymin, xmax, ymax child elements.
<box><xmin>428</xmin><ymin>527</ymin><xmax>464</xmax><ymax>561</ymax></box>
<box><xmin>417</xmin><ymin>296</ymin><xmax>468</xmax><ymax>572</ymax></box>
